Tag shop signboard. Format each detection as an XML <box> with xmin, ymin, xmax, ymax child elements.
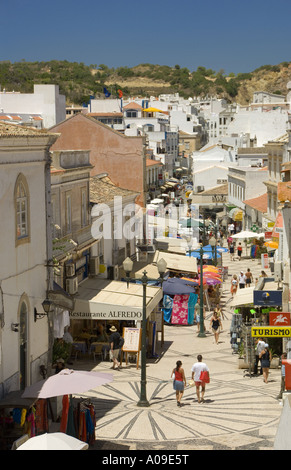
<box><xmin>264</xmin><ymin>231</ymin><xmax>273</xmax><ymax>240</ymax></box>
<box><xmin>252</xmin><ymin>326</ymin><xmax>291</xmax><ymax>337</ymax></box>
<box><xmin>269</xmin><ymin>311</ymin><xmax>291</xmax><ymax>326</ymax></box>
<box><xmin>121</xmin><ymin>327</ymin><xmax>141</xmax><ymax>369</ymax></box>
<box><xmin>253</xmin><ymin>290</ymin><xmax>282</xmax><ymax>307</ymax></box>
<box><xmin>261</xmin><ymin>253</ymin><xmax>269</xmax><ymax>269</ymax></box>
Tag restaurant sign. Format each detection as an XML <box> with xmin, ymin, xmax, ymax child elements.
<box><xmin>70</xmin><ymin>309</ymin><xmax>143</xmax><ymax>321</ymax></box>
<box><xmin>252</xmin><ymin>326</ymin><xmax>291</xmax><ymax>337</ymax></box>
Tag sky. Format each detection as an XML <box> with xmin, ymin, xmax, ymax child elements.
<box><xmin>1</xmin><ymin>0</ymin><xmax>291</xmax><ymax>74</ymax></box>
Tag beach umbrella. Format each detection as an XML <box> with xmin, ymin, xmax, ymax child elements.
<box><xmin>163</xmin><ymin>277</ymin><xmax>197</xmax><ymax>295</ymax></box>
<box><xmin>264</xmin><ymin>241</ymin><xmax>279</xmax><ymax>249</ymax></box>
<box><xmin>181</xmin><ymin>277</ymin><xmax>199</xmax><ymax>284</ymax></box>
<box><xmin>188</xmin><ymin>250</ymin><xmax>221</xmax><ymax>259</ymax></box>
<box><xmin>205</xmin><ymin>277</ymin><xmax>222</xmax><ymax>285</ymax></box>
<box><xmin>231</xmin><ymin>230</ymin><xmax>263</xmax><ymax>239</ymax></box>
<box><xmin>202</xmin><ymin>244</ymin><xmax>228</xmax><ymax>253</ymax></box>
<box><xmin>21</xmin><ymin>369</ymin><xmax>113</xmax><ymax>399</ymax></box>
<box><xmin>17</xmin><ymin>432</ymin><xmax>89</xmax><ymax>451</ymax></box>
<box><xmin>187</xmin><ymin>251</ymin><xmax>212</xmax><ymax>259</ymax></box>
<box><xmin>143</xmin><ymin>107</ymin><xmax>167</xmax><ymax>113</ymax></box>
<box><xmin>198</xmin><ymin>265</ymin><xmax>220</xmax><ymax>272</ymax></box>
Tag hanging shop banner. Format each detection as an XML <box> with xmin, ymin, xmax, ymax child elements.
<box><xmin>253</xmin><ymin>290</ymin><xmax>282</xmax><ymax>307</ymax></box>
<box><xmin>261</xmin><ymin>253</ymin><xmax>269</xmax><ymax>270</ymax></box>
<box><xmin>269</xmin><ymin>312</ymin><xmax>291</xmax><ymax>326</ymax></box>
<box><xmin>252</xmin><ymin>326</ymin><xmax>291</xmax><ymax>337</ymax></box>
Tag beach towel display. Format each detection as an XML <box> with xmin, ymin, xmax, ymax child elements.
<box><xmin>187</xmin><ymin>293</ymin><xmax>198</xmax><ymax>325</ymax></box>
<box><xmin>171</xmin><ymin>295</ymin><xmax>189</xmax><ymax>325</ymax></box>
<box><xmin>162</xmin><ymin>295</ymin><xmax>173</xmax><ymax>323</ymax></box>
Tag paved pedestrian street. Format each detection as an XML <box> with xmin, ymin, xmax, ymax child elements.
<box><xmin>70</xmin><ymin>249</ymin><xmax>283</xmax><ymax>451</ymax></box>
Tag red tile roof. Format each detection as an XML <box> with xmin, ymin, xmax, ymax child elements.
<box><xmin>123</xmin><ymin>102</ymin><xmax>143</xmax><ymax>110</ymax></box>
<box><xmin>146</xmin><ymin>158</ymin><xmax>163</xmax><ymax>167</ymax></box>
<box><xmin>243</xmin><ymin>192</ymin><xmax>267</xmax><ymax>213</ymax></box>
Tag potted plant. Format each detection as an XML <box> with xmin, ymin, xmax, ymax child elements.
<box><xmin>238</xmin><ymin>342</ymin><xmax>249</xmax><ymax>369</ymax></box>
<box><xmin>270</xmin><ymin>349</ymin><xmax>280</xmax><ymax>369</ymax></box>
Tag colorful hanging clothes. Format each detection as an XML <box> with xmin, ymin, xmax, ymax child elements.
<box><xmin>24</xmin><ymin>407</ymin><xmax>36</xmax><ymax>437</ymax></box>
<box><xmin>171</xmin><ymin>295</ymin><xmax>189</xmax><ymax>325</ymax></box>
<box><xmin>188</xmin><ymin>293</ymin><xmax>198</xmax><ymax>325</ymax></box>
<box><xmin>35</xmin><ymin>399</ymin><xmax>48</xmax><ymax>433</ymax></box>
<box><xmin>162</xmin><ymin>295</ymin><xmax>173</xmax><ymax>323</ymax></box>
<box><xmin>60</xmin><ymin>395</ymin><xmax>70</xmax><ymax>433</ymax></box>
<box><xmin>66</xmin><ymin>397</ymin><xmax>76</xmax><ymax>438</ymax></box>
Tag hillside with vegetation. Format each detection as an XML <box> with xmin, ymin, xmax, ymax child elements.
<box><xmin>0</xmin><ymin>59</ymin><xmax>291</xmax><ymax>105</ymax></box>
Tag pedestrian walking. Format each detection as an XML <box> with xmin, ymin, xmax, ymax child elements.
<box><xmin>238</xmin><ymin>271</ymin><xmax>246</xmax><ymax>289</ymax></box>
<box><xmin>277</xmin><ymin>353</ymin><xmax>287</xmax><ymax>399</ymax></box>
<box><xmin>229</xmin><ymin>241</ymin><xmax>235</xmax><ymax>261</ymax></box>
<box><xmin>209</xmin><ymin>310</ymin><xmax>223</xmax><ymax>344</ymax></box>
<box><xmin>171</xmin><ymin>360</ymin><xmax>186</xmax><ymax>407</ymax></box>
<box><xmin>230</xmin><ymin>274</ymin><xmax>238</xmax><ymax>297</ymax></box>
<box><xmin>109</xmin><ymin>325</ymin><xmax>122</xmax><ymax>370</ymax></box>
<box><xmin>245</xmin><ymin>268</ymin><xmax>253</xmax><ymax>287</ymax></box>
<box><xmin>237</xmin><ymin>242</ymin><xmax>242</xmax><ymax>260</ymax></box>
<box><xmin>191</xmin><ymin>355</ymin><xmax>210</xmax><ymax>403</ymax></box>
<box><xmin>259</xmin><ymin>343</ymin><xmax>272</xmax><ymax>383</ymax></box>
<box><xmin>254</xmin><ymin>337</ymin><xmax>266</xmax><ymax>375</ymax></box>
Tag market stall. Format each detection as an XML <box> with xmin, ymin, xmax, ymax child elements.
<box><xmin>0</xmin><ymin>391</ymin><xmax>48</xmax><ymax>450</ymax></box>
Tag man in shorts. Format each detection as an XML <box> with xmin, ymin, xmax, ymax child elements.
<box><xmin>109</xmin><ymin>325</ymin><xmax>121</xmax><ymax>369</ymax></box>
<box><xmin>191</xmin><ymin>355</ymin><xmax>210</xmax><ymax>403</ymax></box>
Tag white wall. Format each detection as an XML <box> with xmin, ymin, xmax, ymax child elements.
<box><xmin>0</xmin><ymin>84</ymin><xmax>66</xmax><ymax>128</ymax></box>
<box><xmin>226</xmin><ymin>108</ymin><xmax>289</xmax><ymax>146</ymax></box>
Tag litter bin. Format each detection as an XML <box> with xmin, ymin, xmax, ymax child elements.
<box><xmin>282</xmin><ymin>359</ymin><xmax>291</xmax><ymax>390</ymax></box>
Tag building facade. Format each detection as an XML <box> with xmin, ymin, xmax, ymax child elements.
<box><xmin>0</xmin><ymin>123</ymin><xmax>58</xmax><ymax>397</ymax></box>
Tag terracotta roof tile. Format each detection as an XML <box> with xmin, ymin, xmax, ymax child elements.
<box><xmin>243</xmin><ymin>192</ymin><xmax>267</xmax><ymax>213</ymax></box>
<box><xmin>90</xmin><ymin>175</ymin><xmax>138</xmax><ymax>204</ymax></box>
<box><xmin>146</xmin><ymin>159</ymin><xmax>163</xmax><ymax>167</ymax></box>
<box><xmin>123</xmin><ymin>102</ymin><xmax>143</xmax><ymax>110</ymax></box>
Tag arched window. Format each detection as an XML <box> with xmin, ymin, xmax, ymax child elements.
<box><xmin>14</xmin><ymin>174</ymin><xmax>30</xmax><ymax>245</ymax></box>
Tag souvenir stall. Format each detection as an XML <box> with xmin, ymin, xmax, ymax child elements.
<box><xmin>60</xmin><ymin>395</ymin><xmax>96</xmax><ymax>446</ymax></box>
<box><xmin>229</xmin><ymin>283</ymin><xmax>283</xmax><ymax>369</ymax></box>
<box><xmin>0</xmin><ymin>391</ymin><xmax>48</xmax><ymax>450</ymax></box>
<box><xmin>162</xmin><ymin>277</ymin><xmax>198</xmax><ymax>325</ymax></box>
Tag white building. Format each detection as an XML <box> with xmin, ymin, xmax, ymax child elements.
<box><xmin>227</xmin><ymin>165</ymin><xmax>268</xmax><ymax>227</ymax></box>
<box><xmin>0</xmin><ymin>84</ymin><xmax>66</xmax><ymax>129</ymax></box>
<box><xmin>0</xmin><ymin>123</ymin><xmax>59</xmax><ymax>397</ymax></box>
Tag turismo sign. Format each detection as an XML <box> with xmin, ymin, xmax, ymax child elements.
<box><xmin>251</xmin><ymin>327</ymin><xmax>291</xmax><ymax>337</ymax></box>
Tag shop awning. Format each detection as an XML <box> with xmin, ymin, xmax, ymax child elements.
<box><xmin>229</xmin><ymin>287</ymin><xmax>255</xmax><ymax>308</ymax></box>
<box><xmin>71</xmin><ymin>278</ymin><xmax>163</xmax><ymax>321</ymax></box>
<box><xmin>228</xmin><ymin>207</ymin><xmax>244</xmax><ymax>221</ymax></box>
<box><xmin>135</xmin><ymin>264</ymin><xmax>168</xmax><ymax>280</ymax></box>
<box><xmin>153</xmin><ymin>250</ymin><xmax>198</xmax><ymax>273</ymax></box>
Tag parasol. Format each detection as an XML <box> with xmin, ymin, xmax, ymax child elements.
<box><xmin>21</xmin><ymin>369</ymin><xmax>113</xmax><ymax>399</ymax></box>
<box><xmin>17</xmin><ymin>432</ymin><xmax>89</xmax><ymax>451</ymax></box>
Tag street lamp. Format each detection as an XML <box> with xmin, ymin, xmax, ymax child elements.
<box><xmin>198</xmin><ymin>245</ymin><xmax>206</xmax><ymax>338</ymax></box>
<box><xmin>209</xmin><ymin>235</ymin><xmax>217</xmax><ymax>266</ymax></box>
<box><xmin>123</xmin><ymin>256</ymin><xmax>167</xmax><ymax>407</ymax></box>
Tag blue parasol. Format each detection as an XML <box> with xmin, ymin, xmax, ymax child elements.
<box><xmin>163</xmin><ymin>277</ymin><xmax>197</xmax><ymax>295</ymax></box>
